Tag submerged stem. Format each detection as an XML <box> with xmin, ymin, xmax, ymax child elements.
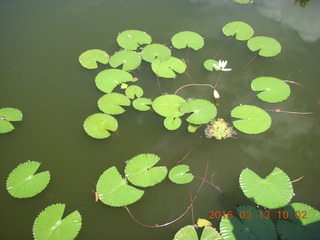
<box><xmin>214</xmin><ymin>71</ymin><xmax>222</xmax><ymax>89</ymax></box>
<box><xmin>194</xmin><ymin>175</ymin><xmax>223</xmax><ymax>193</ymax></box>
<box><xmin>284</xmin><ymin>80</ymin><xmax>320</xmax><ymax>105</ymax></box>
<box><xmin>212</xmin><ymin>36</ymin><xmax>233</xmax><ymax>60</ymax></box>
<box><xmin>266</xmin><ymin>109</ymin><xmax>314</xmax><ymax>114</ymax></box>
<box><xmin>237</xmin><ymin>54</ymin><xmax>257</xmax><ymax>76</ymax></box>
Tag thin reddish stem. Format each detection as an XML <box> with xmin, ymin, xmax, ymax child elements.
<box><xmin>214</xmin><ymin>71</ymin><xmax>222</xmax><ymax>89</ymax></box>
<box><xmin>194</xmin><ymin>175</ymin><xmax>223</xmax><ymax>193</ymax></box>
<box><xmin>284</xmin><ymin>80</ymin><xmax>320</xmax><ymax>105</ymax></box>
<box><xmin>212</xmin><ymin>36</ymin><xmax>233</xmax><ymax>60</ymax></box>
<box><xmin>266</xmin><ymin>109</ymin><xmax>314</xmax><ymax>114</ymax></box>
<box><xmin>237</xmin><ymin>54</ymin><xmax>257</xmax><ymax>76</ymax></box>
<box><xmin>174</xmin><ymin>83</ymin><xmax>214</xmax><ymax>95</ymax></box>
<box><xmin>189</xmin><ymin>186</ymin><xmax>195</xmax><ymax>225</ymax></box>
<box><xmin>175</xmin><ymin>149</ymin><xmax>192</xmax><ymax>165</ymax></box>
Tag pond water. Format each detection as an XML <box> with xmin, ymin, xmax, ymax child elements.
<box><xmin>1</xmin><ymin>0</ymin><xmax>319</xmax><ymax>239</ymax></box>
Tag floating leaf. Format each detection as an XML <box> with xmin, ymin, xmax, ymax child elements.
<box><xmin>200</xmin><ymin>227</ymin><xmax>222</xmax><ymax>240</ymax></box>
<box><xmin>247</xmin><ymin>36</ymin><xmax>281</xmax><ymax>57</ymax></box>
<box><xmin>277</xmin><ymin>203</ymin><xmax>320</xmax><ymax>240</ymax></box>
<box><xmin>6</xmin><ymin>161</ymin><xmax>50</xmax><ymax>198</ymax></box>
<box><xmin>169</xmin><ymin>165</ymin><xmax>194</xmax><ymax>184</ymax></box>
<box><xmin>203</xmin><ymin>59</ymin><xmax>219</xmax><ymax>71</ymax></box>
<box><xmin>251</xmin><ymin>77</ymin><xmax>291</xmax><ymax>103</ymax></box>
<box><xmin>78</xmin><ymin>49</ymin><xmax>109</xmax><ymax>69</ymax></box>
<box><xmin>125</xmin><ymin>85</ymin><xmax>144</xmax><ymax>99</ymax></box>
<box><xmin>141</xmin><ymin>44</ymin><xmax>171</xmax><ymax>62</ymax></box>
<box><xmin>132</xmin><ymin>98</ymin><xmax>152</xmax><ymax>111</ymax></box>
<box><xmin>187</xmin><ymin>124</ymin><xmax>201</xmax><ymax>133</ymax></box>
<box><xmin>98</xmin><ymin>93</ymin><xmax>130</xmax><ymax>115</ymax></box>
<box><xmin>124</xmin><ymin>153</ymin><xmax>167</xmax><ymax>187</ymax></box>
<box><xmin>220</xmin><ymin>205</ymin><xmax>277</xmax><ymax>240</ymax></box>
<box><xmin>33</xmin><ymin>203</ymin><xmax>82</xmax><ymax>240</ymax></box>
<box><xmin>95</xmin><ymin>69</ymin><xmax>133</xmax><ymax>93</ymax></box>
<box><xmin>152</xmin><ymin>95</ymin><xmax>185</xmax><ymax>117</ymax></box>
<box><xmin>116</xmin><ymin>30</ymin><xmax>152</xmax><ymax>50</ymax></box>
<box><xmin>180</xmin><ymin>99</ymin><xmax>217</xmax><ymax>125</ymax></box>
<box><xmin>239</xmin><ymin>167</ymin><xmax>293</xmax><ymax>209</ymax></box>
<box><xmin>173</xmin><ymin>225</ymin><xmax>198</xmax><ymax>240</ymax></box>
<box><xmin>233</xmin><ymin>0</ymin><xmax>251</xmax><ymax>5</ymax></box>
<box><xmin>109</xmin><ymin>50</ymin><xmax>141</xmax><ymax>71</ymax></box>
<box><xmin>0</xmin><ymin>107</ymin><xmax>23</xmax><ymax>121</ymax></box>
<box><xmin>163</xmin><ymin>116</ymin><xmax>182</xmax><ymax>131</ymax></box>
<box><xmin>0</xmin><ymin>120</ymin><xmax>15</xmax><ymax>133</ymax></box>
<box><xmin>83</xmin><ymin>113</ymin><xmax>118</xmax><ymax>139</ymax></box>
<box><xmin>97</xmin><ymin>166</ymin><xmax>144</xmax><ymax>207</ymax></box>
<box><xmin>171</xmin><ymin>31</ymin><xmax>204</xmax><ymax>50</ymax></box>
<box><xmin>231</xmin><ymin>105</ymin><xmax>272</xmax><ymax>134</ymax></box>
<box><xmin>151</xmin><ymin>57</ymin><xmax>186</xmax><ymax>78</ymax></box>
<box><xmin>222</xmin><ymin>21</ymin><xmax>254</xmax><ymax>40</ymax></box>
<box><xmin>197</xmin><ymin>219</ymin><xmax>212</xmax><ymax>227</ymax></box>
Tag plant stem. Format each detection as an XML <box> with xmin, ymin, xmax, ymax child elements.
<box><xmin>212</xmin><ymin>36</ymin><xmax>233</xmax><ymax>60</ymax></box>
<box><xmin>174</xmin><ymin>83</ymin><xmax>214</xmax><ymax>95</ymax></box>
<box><xmin>237</xmin><ymin>54</ymin><xmax>257</xmax><ymax>76</ymax></box>
<box><xmin>284</xmin><ymin>80</ymin><xmax>320</xmax><ymax>105</ymax></box>
<box><xmin>194</xmin><ymin>175</ymin><xmax>223</xmax><ymax>193</ymax></box>
<box><xmin>291</xmin><ymin>176</ymin><xmax>304</xmax><ymax>183</ymax></box>
<box><xmin>265</xmin><ymin>109</ymin><xmax>314</xmax><ymax>114</ymax></box>
<box><xmin>189</xmin><ymin>186</ymin><xmax>195</xmax><ymax>225</ymax></box>
<box><xmin>214</xmin><ymin>71</ymin><xmax>222</xmax><ymax>89</ymax></box>
<box><xmin>175</xmin><ymin>149</ymin><xmax>192</xmax><ymax>165</ymax></box>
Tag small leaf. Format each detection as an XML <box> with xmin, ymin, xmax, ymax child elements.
<box><xmin>247</xmin><ymin>36</ymin><xmax>281</xmax><ymax>57</ymax></box>
<box><xmin>222</xmin><ymin>21</ymin><xmax>254</xmax><ymax>40</ymax></box>
<box><xmin>125</xmin><ymin>85</ymin><xmax>144</xmax><ymax>99</ymax></box>
<box><xmin>117</xmin><ymin>30</ymin><xmax>152</xmax><ymax>50</ymax></box>
<box><xmin>83</xmin><ymin>113</ymin><xmax>118</xmax><ymax>139</ymax></box>
<box><xmin>109</xmin><ymin>50</ymin><xmax>141</xmax><ymax>71</ymax></box>
<box><xmin>141</xmin><ymin>44</ymin><xmax>171</xmax><ymax>62</ymax></box>
<box><xmin>0</xmin><ymin>120</ymin><xmax>15</xmax><ymax>134</ymax></box>
<box><xmin>173</xmin><ymin>225</ymin><xmax>198</xmax><ymax>240</ymax></box>
<box><xmin>169</xmin><ymin>165</ymin><xmax>194</xmax><ymax>184</ymax></box>
<box><xmin>203</xmin><ymin>59</ymin><xmax>219</xmax><ymax>71</ymax></box>
<box><xmin>171</xmin><ymin>31</ymin><xmax>204</xmax><ymax>50</ymax></box>
<box><xmin>132</xmin><ymin>98</ymin><xmax>152</xmax><ymax>111</ymax></box>
<box><xmin>95</xmin><ymin>69</ymin><xmax>133</xmax><ymax>93</ymax></box>
<box><xmin>234</xmin><ymin>0</ymin><xmax>251</xmax><ymax>4</ymax></box>
<box><xmin>0</xmin><ymin>107</ymin><xmax>23</xmax><ymax>121</ymax></box>
<box><xmin>163</xmin><ymin>116</ymin><xmax>182</xmax><ymax>131</ymax></box>
<box><xmin>187</xmin><ymin>124</ymin><xmax>201</xmax><ymax>133</ymax></box>
<box><xmin>98</xmin><ymin>93</ymin><xmax>130</xmax><ymax>115</ymax></box>
<box><xmin>152</xmin><ymin>94</ymin><xmax>185</xmax><ymax>118</ymax></box>
<box><xmin>197</xmin><ymin>219</ymin><xmax>212</xmax><ymax>227</ymax></box>
<box><xmin>78</xmin><ymin>49</ymin><xmax>109</xmax><ymax>69</ymax></box>
<box><xmin>200</xmin><ymin>227</ymin><xmax>222</xmax><ymax>240</ymax></box>
<box><xmin>151</xmin><ymin>57</ymin><xmax>186</xmax><ymax>78</ymax></box>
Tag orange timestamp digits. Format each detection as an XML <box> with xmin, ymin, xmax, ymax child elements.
<box><xmin>208</xmin><ymin>211</ymin><xmax>234</xmax><ymax>219</ymax></box>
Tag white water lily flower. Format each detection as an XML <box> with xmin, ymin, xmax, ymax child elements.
<box><xmin>213</xmin><ymin>60</ymin><xmax>232</xmax><ymax>71</ymax></box>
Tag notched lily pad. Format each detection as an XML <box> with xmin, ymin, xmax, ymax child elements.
<box><xmin>125</xmin><ymin>85</ymin><xmax>144</xmax><ymax>99</ymax></box>
<box><xmin>83</xmin><ymin>113</ymin><xmax>118</xmax><ymax>139</ymax></box>
<box><xmin>247</xmin><ymin>36</ymin><xmax>281</xmax><ymax>57</ymax></box>
<box><xmin>151</xmin><ymin>57</ymin><xmax>186</xmax><ymax>78</ymax></box>
<box><xmin>98</xmin><ymin>93</ymin><xmax>130</xmax><ymax>115</ymax></box>
<box><xmin>169</xmin><ymin>165</ymin><xmax>194</xmax><ymax>184</ymax></box>
<box><xmin>0</xmin><ymin>107</ymin><xmax>23</xmax><ymax>134</ymax></box>
<box><xmin>171</xmin><ymin>31</ymin><xmax>204</xmax><ymax>50</ymax></box>
<box><xmin>109</xmin><ymin>50</ymin><xmax>141</xmax><ymax>71</ymax></box>
<box><xmin>152</xmin><ymin>94</ymin><xmax>185</xmax><ymax>117</ymax></box>
<box><xmin>78</xmin><ymin>49</ymin><xmax>109</xmax><ymax>69</ymax></box>
<box><xmin>163</xmin><ymin>116</ymin><xmax>182</xmax><ymax>131</ymax></box>
<box><xmin>132</xmin><ymin>98</ymin><xmax>152</xmax><ymax>111</ymax></box>
<box><xmin>203</xmin><ymin>59</ymin><xmax>219</xmax><ymax>71</ymax></box>
<box><xmin>95</xmin><ymin>69</ymin><xmax>133</xmax><ymax>93</ymax></box>
<box><xmin>117</xmin><ymin>30</ymin><xmax>152</xmax><ymax>50</ymax></box>
<box><xmin>141</xmin><ymin>44</ymin><xmax>171</xmax><ymax>62</ymax></box>
<box><xmin>222</xmin><ymin>21</ymin><xmax>254</xmax><ymax>41</ymax></box>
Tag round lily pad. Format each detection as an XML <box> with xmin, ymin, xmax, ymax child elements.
<box><xmin>169</xmin><ymin>165</ymin><xmax>194</xmax><ymax>184</ymax></box>
<box><xmin>171</xmin><ymin>31</ymin><xmax>204</xmax><ymax>50</ymax></box>
<box><xmin>163</xmin><ymin>116</ymin><xmax>182</xmax><ymax>131</ymax></box>
<box><xmin>141</xmin><ymin>44</ymin><xmax>171</xmax><ymax>62</ymax></box>
<box><xmin>125</xmin><ymin>85</ymin><xmax>144</xmax><ymax>99</ymax></box>
<box><xmin>116</xmin><ymin>30</ymin><xmax>152</xmax><ymax>50</ymax></box>
<box><xmin>222</xmin><ymin>21</ymin><xmax>254</xmax><ymax>41</ymax></box>
<box><xmin>173</xmin><ymin>225</ymin><xmax>198</xmax><ymax>240</ymax></box>
<box><xmin>132</xmin><ymin>98</ymin><xmax>152</xmax><ymax>111</ymax></box>
<box><xmin>247</xmin><ymin>36</ymin><xmax>281</xmax><ymax>57</ymax></box>
<box><xmin>0</xmin><ymin>107</ymin><xmax>23</xmax><ymax>121</ymax></box>
<box><xmin>0</xmin><ymin>120</ymin><xmax>15</xmax><ymax>133</ymax></box>
<box><xmin>95</xmin><ymin>69</ymin><xmax>133</xmax><ymax>93</ymax></box>
<box><xmin>151</xmin><ymin>57</ymin><xmax>186</xmax><ymax>78</ymax></box>
<box><xmin>109</xmin><ymin>50</ymin><xmax>141</xmax><ymax>71</ymax></box>
<box><xmin>78</xmin><ymin>49</ymin><xmax>109</xmax><ymax>69</ymax></box>
<box><xmin>83</xmin><ymin>113</ymin><xmax>118</xmax><ymax>139</ymax></box>
<box><xmin>152</xmin><ymin>95</ymin><xmax>185</xmax><ymax>117</ymax></box>
<box><xmin>203</xmin><ymin>59</ymin><xmax>219</xmax><ymax>71</ymax></box>
<box><xmin>98</xmin><ymin>93</ymin><xmax>130</xmax><ymax>115</ymax></box>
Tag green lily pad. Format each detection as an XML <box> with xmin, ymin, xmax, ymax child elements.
<box><xmin>125</xmin><ymin>85</ymin><xmax>144</xmax><ymax>99</ymax></box>
<box><xmin>33</xmin><ymin>203</ymin><xmax>82</xmax><ymax>240</ymax></box>
<box><xmin>169</xmin><ymin>165</ymin><xmax>194</xmax><ymax>184</ymax></box>
<box><xmin>0</xmin><ymin>120</ymin><xmax>15</xmax><ymax>133</ymax></box>
<box><xmin>233</xmin><ymin>0</ymin><xmax>251</xmax><ymax>5</ymax></box>
<box><xmin>141</xmin><ymin>44</ymin><xmax>171</xmax><ymax>62</ymax></box>
<box><xmin>200</xmin><ymin>227</ymin><xmax>222</xmax><ymax>240</ymax></box>
<box><xmin>163</xmin><ymin>116</ymin><xmax>182</xmax><ymax>131</ymax></box>
<box><xmin>173</xmin><ymin>225</ymin><xmax>198</xmax><ymax>240</ymax></box>
<box><xmin>180</xmin><ymin>99</ymin><xmax>217</xmax><ymax>125</ymax></box>
<box><xmin>187</xmin><ymin>124</ymin><xmax>201</xmax><ymax>133</ymax></box>
<box><xmin>109</xmin><ymin>50</ymin><xmax>141</xmax><ymax>71</ymax></box>
<box><xmin>203</xmin><ymin>59</ymin><xmax>219</xmax><ymax>71</ymax></box>
<box><xmin>78</xmin><ymin>49</ymin><xmax>109</xmax><ymax>69</ymax></box>
<box><xmin>152</xmin><ymin>94</ymin><xmax>185</xmax><ymax>117</ymax></box>
<box><xmin>277</xmin><ymin>203</ymin><xmax>320</xmax><ymax>240</ymax></box>
<box><xmin>251</xmin><ymin>77</ymin><xmax>291</xmax><ymax>103</ymax></box>
<box><xmin>151</xmin><ymin>57</ymin><xmax>186</xmax><ymax>78</ymax></box>
<box><xmin>231</xmin><ymin>105</ymin><xmax>272</xmax><ymax>134</ymax></box>
<box><xmin>116</xmin><ymin>30</ymin><xmax>152</xmax><ymax>50</ymax></box>
<box><xmin>220</xmin><ymin>205</ymin><xmax>277</xmax><ymax>240</ymax></box>
<box><xmin>6</xmin><ymin>161</ymin><xmax>50</xmax><ymax>199</ymax></box>
<box><xmin>171</xmin><ymin>31</ymin><xmax>204</xmax><ymax>50</ymax></box>
<box><xmin>95</xmin><ymin>69</ymin><xmax>133</xmax><ymax>93</ymax></box>
<box><xmin>222</xmin><ymin>21</ymin><xmax>254</xmax><ymax>41</ymax></box>
<box><xmin>97</xmin><ymin>166</ymin><xmax>144</xmax><ymax>207</ymax></box>
<box><xmin>0</xmin><ymin>107</ymin><xmax>23</xmax><ymax>121</ymax></box>
<box><xmin>98</xmin><ymin>93</ymin><xmax>130</xmax><ymax>115</ymax></box>
<box><xmin>132</xmin><ymin>98</ymin><xmax>152</xmax><ymax>111</ymax></box>
<box><xmin>247</xmin><ymin>36</ymin><xmax>281</xmax><ymax>57</ymax></box>
<box><xmin>83</xmin><ymin>113</ymin><xmax>118</xmax><ymax>139</ymax></box>
<box><xmin>239</xmin><ymin>167</ymin><xmax>293</xmax><ymax>209</ymax></box>
<box><xmin>124</xmin><ymin>153</ymin><xmax>167</xmax><ymax>187</ymax></box>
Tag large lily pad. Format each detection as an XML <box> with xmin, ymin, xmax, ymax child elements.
<box><xmin>132</xmin><ymin>98</ymin><xmax>152</xmax><ymax>111</ymax></box>
<box><xmin>78</xmin><ymin>49</ymin><xmax>109</xmax><ymax>69</ymax></box>
<box><xmin>169</xmin><ymin>165</ymin><xmax>194</xmax><ymax>184</ymax></box>
<box><xmin>116</xmin><ymin>30</ymin><xmax>152</xmax><ymax>50</ymax></box>
<box><xmin>124</xmin><ymin>153</ymin><xmax>167</xmax><ymax>187</ymax></box>
<box><xmin>163</xmin><ymin>116</ymin><xmax>182</xmax><ymax>131</ymax></box>
<box><xmin>247</xmin><ymin>36</ymin><xmax>281</xmax><ymax>57</ymax></box>
<box><xmin>251</xmin><ymin>77</ymin><xmax>291</xmax><ymax>103</ymax></box>
<box><xmin>151</xmin><ymin>57</ymin><xmax>186</xmax><ymax>78</ymax></box>
<box><xmin>95</xmin><ymin>69</ymin><xmax>133</xmax><ymax>93</ymax></box>
<box><xmin>141</xmin><ymin>44</ymin><xmax>171</xmax><ymax>62</ymax></box>
<box><xmin>97</xmin><ymin>166</ymin><xmax>144</xmax><ymax>207</ymax></box>
<box><xmin>33</xmin><ymin>203</ymin><xmax>82</xmax><ymax>240</ymax></box>
<box><xmin>98</xmin><ymin>93</ymin><xmax>130</xmax><ymax>115</ymax></box>
<box><xmin>239</xmin><ymin>167</ymin><xmax>293</xmax><ymax>209</ymax></box>
<box><xmin>109</xmin><ymin>50</ymin><xmax>141</xmax><ymax>71</ymax></box>
<box><xmin>152</xmin><ymin>94</ymin><xmax>185</xmax><ymax>117</ymax></box>
<box><xmin>6</xmin><ymin>161</ymin><xmax>50</xmax><ymax>199</ymax></box>
<box><xmin>171</xmin><ymin>31</ymin><xmax>204</xmax><ymax>50</ymax></box>
<box><xmin>231</xmin><ymin>105</ymin><xmax>272</xmax><ymax>134</ymax></box>
<box><xmin>0</xmin><ymin>107</ymin><xmax>23</xmax><ymax>134</ymax></box>
<box><xmin>83</xmin><ymin>113</ymin><xmax>118</xmax><ymax>139</ymax></box>
<box><xmin>222</xmin><ymin>21</ymin><xmax>254</xmax><ymax>41</ymax></box>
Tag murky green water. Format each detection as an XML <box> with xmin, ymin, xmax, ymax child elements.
<box><xmin>1</xmin><ymin>0</ymin><xmax>319</xmax><ymax>239</ymax></box>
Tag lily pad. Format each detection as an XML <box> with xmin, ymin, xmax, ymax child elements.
<box><xmin>116</xmin><ymin>30</ymin><xmax>152</xmax><ymax>50</ymax></box>
<box><xmin>247</xmin><ymin>36</ymin><xmax>281</xmax><ymax>57</ymax></box>
<box><xmin>33</xmin><ymin>203</ymin><xmax>82</xmax><ymax>240</ymax></box>
<box><xmin>125</xmin><ymin>85</ymin><xmax>144</xmax><ymax>99</ymax></box>
<box><xmin>187</xmin><ymin>123</ymin><xmax>201</xmax><ymax>133</ymax></box>
<box><xmin>171</xmin><ymin>31</ymin><xmax>204</xmax><ymax>50</ymax></box>
<box><xmin>95</xmin><ymin>69</ymin><xmax>133</xmax><ymax>93</ymax></box>
<box><xmin>109</xmin><ymin>50</ymin><xmax>141</xmax><ymax>71</ymax></box>
<box><xmin>83</xmin><ymin>113</ymin><xmax>118</xmax><ymax>139</ymax></box>
<box><xmin>141</xmin><ymin>44</ymin><xmax>171</xmax><ymax>62</ymax></box>
<box><xmin>98</xmin><ymin>93</ymin><xmax>130</xmax><ymax>115</ymax></box>
<box><xmin>152</xmin><ymin>94</ymin><xmax>185</xmax><ymax>117</ymax></box>
<box><xmin>6</xmin><ymin>161</ymin><xmax>50</xmax><ymax>198</ymax></box>
<box><xmin>222</xmin><ymin>21</ymin><xmax>254</xmax><ymax>41</ymax></box>
<box><xmin>124</xmin><ymin>153</ymin><xmax>167</xmax><ymax>187</ymax></box>
<box><xmin>277</xmin><ymin>203</ymin><xmax>320</xmax><ymax>240</ymax></box>
<box><xmin>231</xmin><ymin>105</ymin><xmax>272</xmax><ymax>134</ymax></box>
<box><xmin>173</xmin><ymin>225</ymin><xmax>198</xmax><ymax>240</ymax></box>
<box><xmin>151</xmin><ymin>57</ymin><xmax>186</xmax><ymax>78</ymax></box>
<box><xmin>239</xmin><ymin>167</ymin><xmax>293</xmax><ymax>209</ymax></box>
<box><xmin>132</xmin><ymin>98</ymin><xmax>152</xmax><ymax>111</ymax></box>
<box><xmin>180</xmin><ymin>99</ymin><xmax>217</xmax><ymax>125</ymax></box>
<box><xmin>234</xmin><ymin>0</ymin><xmax>251</xmax><ymax>5</ymax></box>
<box><xmin>200</xmin><ymin>227</ymin><xmax>222</xmax><ymax>240</ymax></box>
<box><xmin>203</xmin><ymin>59</ymin><xmax>219</xmax><ymax>71</ymax></box>
<box><xmin>163</xmin><ymin>116</ymin><xmax>182</xmax><ymax>131</ymax></box>
<box><xmin>169</xmin><ymin>165</ymin><xmax>194</xmax><ymax>184</ymax></box>
<box><xmin>0</xmin><ymin>120</ymin><xmax>15</xmax><ymax>133</ymax></box>
<box><xmin>78</xmin><ymin>49</ymin><xmax>109</xmax><ymax>69</ymax></box>
<box><xmin>0</xmin><ymin>107</ymin><xmax>23</xmax><ymax>134</ymax></box>
<box><xmin>96</xmin><ymin>166</ymin><xmax>144</xmax><ymax>207</ymax></box>
<box><xmin>251</xmin><ymin>77</ymin><xmax>291</xmax><ymax>103</ymax></box>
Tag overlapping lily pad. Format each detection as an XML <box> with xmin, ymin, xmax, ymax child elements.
<box><xmin>132</xmin><ymin>98</ymin><xmax>152</xmax><ymax>111</ymax></box>
<box><xmin>109</xmin><ymin>50</ymin><xmax>141</xmax><ymax>71</ymax></box>
<box><xmin>171</xmin><ymin>31</ymin><xmax>204</xmax><ymax>50</ymax></box>
<box><xmin>239</xmin><ymin>167</ymin><xmax>293</xmax><ymax>209</ymax></box>
<box><xmin>251</xmin><ymin>77</ymin><xmax>291</xmax><ymax>103</ymax></box>
<box><xmin>33</xmin><ymin>203</ymin><xmax>82</xmax><ymax>240</ymax></box>
<box><xmin>95</xmin><ymin>69</ymin><xmax>133</xmax><ymax>93</ymax></box>
<box><xmin>247</xmin><ymin>36</ymin><xmax>281</xmax><ymax>57</ymax></box>
<box><xmin>97</xmin><ymin>166</ymin><xmax>144</xmax><ymax>207</ymax></box>
<box><xmin>78</xmin><ymin>49</ymin><xmax>109</xmax><ymax>69</ymax></box>
<box><xmin>163</xmin><ymin>116</ymin><xmax>182</xmax><ymax>131</ymax></box>
<box><xmin>125</xmin><ymin>85</ymin><xmax>144</xmax><ymax>99</ymax></box>
<box><xmin>141</xmin><ymin>44</ymin><xmax>171</xmax><ymax>62</ymax></box>
<box><xmin>83</xmin><ymin>113</ymin><xmax>118</xmax><ymax>139</ymax></box>
<box><xmin>222</xmin><ymin>21</ymin><xmax>254</xmax><ymax>41</ymax></box>
<box><xmin>173</xmin><ymin>225</ymin><xmax>222</xmax><ymax>240</ymax></box>
<box><xmin>0</xmin><ymin>107</ymin><xmax>23</xmax><ymax>134</ymax></box>
<box><xmin>152</xmin><ymin>95</ymin><xmax>185</xmax><ymax>117</ymax></box>
<box><xmin>151</xmin><ymin>57</ymin><xmax>186</xmax><ymax>78</ymax></box>
<box><xmin>98</xmin><ymin>93</ymin><xmax>130</xmax><ymax>115</ymax></box>
<box><xmin>124</xmin><ymin>153</ymin><xmax>167</xmax><ymax>187</ymax></box>
<box><xmin>231</xmin><ymin>105</ymin><xmax>272</xmax><ymax>134</ymax></box>
<box><xmin>6</xmin><ymin>161</ymin><xmax>50</xmax><ymax>198</ymax></box>
<box><xmin>169</xmin><ymin>165</ymin><xmax>194</xmax><ymax>184</ymax></box>
<box><xmin>116</xmin><ymin>30</ymin><xmax>152</xmax><ymax>50</ymax></box>
<box><xmin>203</xmin><ymin>59</ymin><xmax>219</xmax><ymax>71</ymax></box>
